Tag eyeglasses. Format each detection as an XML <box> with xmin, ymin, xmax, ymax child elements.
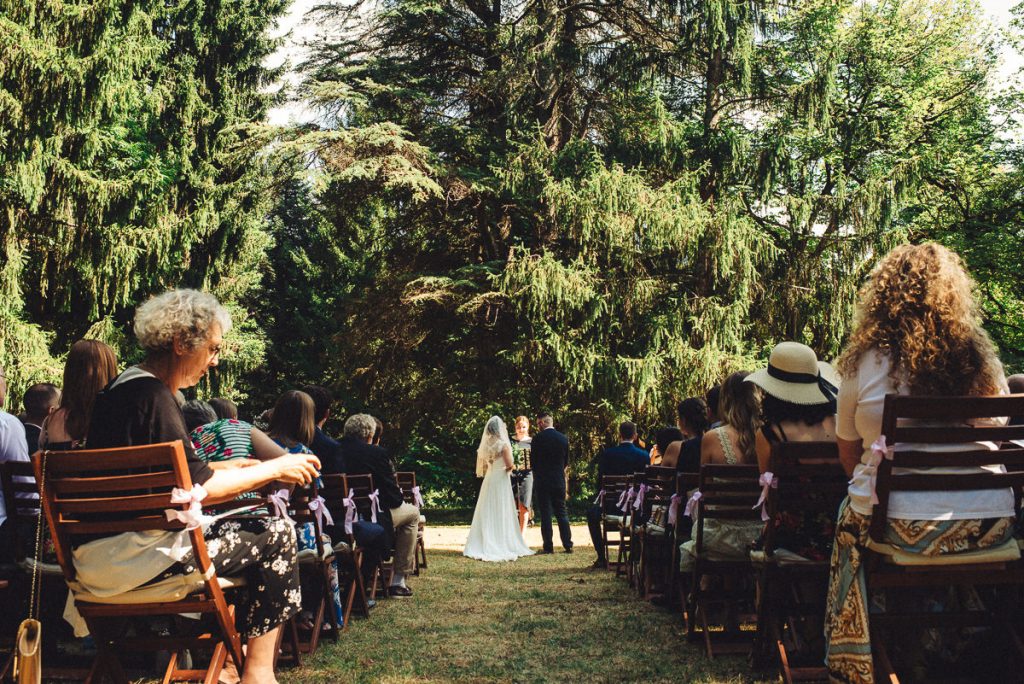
<box><xmin>209</xmin><ymin>344</ymin><xmax>222</xmax><ymax>358</ymax></box>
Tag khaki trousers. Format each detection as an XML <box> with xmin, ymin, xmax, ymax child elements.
<box><xmin>390</xmin><ymin>502</ymin><xmax>420</xmax><ymax>576</ymax></box>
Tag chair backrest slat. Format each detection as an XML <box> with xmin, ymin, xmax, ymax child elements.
<box><xmin>871</xmin><ymin>394</ymin><xmax>1024</xmax><ymax>542</ymax></box>
<box><xmin>51</xmin><ymin>471</ymin><xmax>179</xmax><ymax>494</ymax></box>
<box><xmin>763</xmin><ymin>441</ymin><xmax>845</xmax><ymax>558</ymax></box>
<box><xmin>694</xmin><ymin>463</ymin><xmax>761</xmax><ymax>554</ymax></box>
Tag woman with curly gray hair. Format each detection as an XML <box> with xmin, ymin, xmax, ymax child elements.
<box><xmin>85</xmin><ymin>289</ymin><xmax>320</xmax><ymax>684</ymax></box>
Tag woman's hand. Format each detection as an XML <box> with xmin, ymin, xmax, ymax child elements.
<box><xmin>271</xmin><ymin>453</ymin><xmax>322</xmax><ymax>485</ymax></box>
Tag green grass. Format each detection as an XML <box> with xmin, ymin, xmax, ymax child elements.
<box><xmin>289</xmin><ymin>541</ymin><xmax>769</xmax><ymax>683</ymax></box>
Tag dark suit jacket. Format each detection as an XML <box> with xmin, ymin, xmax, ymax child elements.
<box><xmin>595</xmin><ymin>442</ymin><xmax>650</xmax><ymax>484</ymax></box>
<box><xmin>312</xmin><ymin>427</ymin><xmax>344</xmax><ymax>474</ymax></box>
<box><xmin>676</xmin><ymin>435</ymin><xmax>702</xmax><ymax>474</ymax></box>
<box><xmin>339</xmin><ymin>436</ymin><xmax>404</xmax><ymax>511</ymax></box>
<box><xmin>531</xmin><ymin>428</ymin><xmax>569</xmax><ymax>487</ymax></box>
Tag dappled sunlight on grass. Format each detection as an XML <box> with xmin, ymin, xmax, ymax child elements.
<box><xmin>290</xmin><ymin>526</ymin><xmax>770</xmax><ymax>683</ymax></box>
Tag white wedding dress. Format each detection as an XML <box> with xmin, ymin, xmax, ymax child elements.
<box><xmin>464</xmin><ymin>418</ymin><xmax>535</xmax><ymax>562</ymax></box>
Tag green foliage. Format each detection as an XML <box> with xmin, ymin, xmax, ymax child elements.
<box><xmin>0</xmin><ymin>0</ymin><xmax>287</xmax><ymax>397</ymax></box>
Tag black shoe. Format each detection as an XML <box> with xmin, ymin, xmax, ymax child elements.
<box><xmin>540</xmin><ymin>549</ymin><xmax>554</xmax><ymax>554</ymax></box>
<box><xmin>388</xmin><ymin>585</ymin><xmax>413</xmax><ymax>598</ymax></box>
<box><xmin>589</xmin><ymin>559</ymin><xmax>606</xmax><ymax>570</ymax></box>
<box><xmin>564</xmin><ymin>546</ymin><xmax>573</xmax><ymax>554</ymax></box>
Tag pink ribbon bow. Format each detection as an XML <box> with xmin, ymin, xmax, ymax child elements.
<box><xmin>632</xmin><ymin>484</ymin><xmax>648</xmax><ymax>511</ymax></box>
<box><xmin>594</xmin><ymin>488</ymin><xmax>606</xmax><ymax>506</ymax></box>
<box><xmin>617</xmin><ymin>486</ymin><xmax>635</xmax><ymax>513</ymax></box>
<box><xmin>164</xmin><ymin>484</ymin><xmax>208</xmax><ymax>530</ymax></box>
<box><xmin>864</xmin><ymin>435</ymin><xmax>895</xmax><ymax>505</ymax></box>
<box><xmin>683</xmin><ymin>490</ymin><xmax>702</xmax><ymax>517</ymax></box>
<box><xmin>667</xmin><ymin>493</ymin><xmax>682</xmax><ymax>526</ymax></box>
<box><xmin>268</xmin><ymin>488</ymin><xmax>293</xmax><ymax>523</ymax></box>
<box><xmin>343</xmin><ymin>494</ymin><xmax>357</xmax><ymax>535</ymax></box>
<box><xmin>368</xmin><ymin>489</ymin><xmax>382</xmax><ymax>523</ymax></box>
<box><xmin>308</xmin><ymin>495</ymin><xmax>334</xmax><ymax>530</ymax></box>
<box><xmin>411</xmin><ymin>485</ymin><xmax>424</xmax><ymax>508</ymax></box>
<box><xmin>753</xmin><ymin>472</ymin><xmax>777</xmax><ymax>522</ymax></box>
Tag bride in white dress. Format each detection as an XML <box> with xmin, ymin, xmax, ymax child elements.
<box><xmin>463</xmin><ymin>416</ymin><xmax>535</xmax><ymax>562</ymax></box>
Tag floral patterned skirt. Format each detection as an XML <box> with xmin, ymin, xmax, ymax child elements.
<box><xmin>158</xmin><ymin>516</ymin><xmax>302</xmax><ymax>639</ymax></box>
<box><xmin>824</xmin><ymin>498</ymin><xmax>1014</xmax><ymax>684</ymax></box>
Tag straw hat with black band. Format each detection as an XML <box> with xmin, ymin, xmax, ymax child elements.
<box><xmin>745</xmin><ymin>342</ymin><xmax>839</xmax><ymax>405</ymax></box>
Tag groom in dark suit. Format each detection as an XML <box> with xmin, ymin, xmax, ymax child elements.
<box><xmin>530</xmin><ymin>413</ymin><xmax>573</xmax><ymax>553</ymax></box>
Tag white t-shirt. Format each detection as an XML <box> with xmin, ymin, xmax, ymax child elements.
<box><xmin>838</xmin><ymin>349</ymin><xmax>1014</xmax><ymax>520</ymax></box>
<box><xmin>0</xmin><ymin>410</ymin><xmax>30</xmax><ymax>527</ymax></box>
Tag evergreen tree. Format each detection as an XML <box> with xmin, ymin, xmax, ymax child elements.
<box><xmin>0</xmin><ymin>0</ymin><xmax>287</xmax><ymax>399</ymax></box>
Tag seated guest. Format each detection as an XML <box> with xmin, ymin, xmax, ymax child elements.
<box><xmin>21</xmin><ymin>383</ymin><xmax>60</xmax><ymax>453</ymax></box>
<box><xmin>265</xmin><ymin>390</ymin><xmax>344</xmax><ymax>629</ymax></box>
<box><xmin>661</xmin><ymin>397</ymin><xmax>710</xmax><ymax>471</ymax></box>
<box><xmin>586</xmin><ymin>421</ymin><xmax>650</xmax><ymax>569</ymax></box>
<box><xmin>208</xmin><ymin>397</ymin><xmax>238</xmax><ymax>420</ymax></box>
<box><xmin>680</xmin><ymin>372</ymin><xmax>762</xmax><ymax>571</ymax></box>
<box><xmin>705</xmin><ymin>385</ymin><xmax>722</xmax><ymax>427</ymax></box>
<box><xmin>701</xmin><ymin>372</ymin><xmax>759</xmax><ymax>466</ymax></box>
<box><xmin>825</xmin><ymin>244</ymin><xmax>1016</xmax><ymax>683</ymax></box>
<box><xmin>340</xmin><ymin>413</ymin><xmax>420</xmax><ymax>598</ymax></box>
<box><xmin>40</xmin><ymin>340</ymin><xmax>118</xmax><ymax>451</ymax></box>
<box><xmin>0</xmin><ymin>364</ymin><xmax>30</xmax><ymax>565</ymax></box>
<box><xmin>650</xmin><ymin>426</ymin><xmax>683</xmax><ymax>467</ymax></box>
<box><xmin>85</xmin><ymin>289</ymin><xmax>320</xmax><ymax>684</ymax></box>
<box><xmin>746</xmin><ymin>342</ymin><xmax>838</xmax><ymax>562</ymax></box>
<box><xmin>300</xmin><ymin>384</ymin><xmax>344</xmax><ymax>474</ymax></box>
<box><xmin>748</xmin><ymin>342</ymin><xmax>838</xmax><ymax>473</ymax></box>
<box><xmin>182</xmin><ymin>400</ymin><xmax>218</xmax><ymax>432</ymax></box>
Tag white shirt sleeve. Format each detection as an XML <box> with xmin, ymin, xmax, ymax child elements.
<box><xmin>836</xmin><ymin>365</ymin><xmax>860</xmax><ymax>442</ymax></box>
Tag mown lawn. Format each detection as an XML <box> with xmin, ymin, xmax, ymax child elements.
<box><xmin>289</xmin><ymin>526</ymin><xmax>770</xmax><ymax>683</ymax></box>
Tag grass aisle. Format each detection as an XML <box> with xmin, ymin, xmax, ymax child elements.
<box><xmin>293</xmin><ymin>525</ymin><xmax>763</xmax><ymax>683</ymax></box>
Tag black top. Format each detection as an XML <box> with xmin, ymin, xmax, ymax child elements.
<box><xmin>87</xmin><ymin>373</ymin><xmax>213</xmax><ymax>486</ymax></box>
<box><xmin>23</xmin><ymin>423</ymin><xmax>41</xmax><ymax>455</ymax></box>
<box><xmin>312</xmin><ymin>427</ymin><xmax>345</xmax><ymax>475</ymax></box>
<box><xmin>531</xmin><ymin>428</ymin><xmax>570</xmax><ymax>486</ymax></box>
<box><xmin>676</xmin><ymin>435</ymin><xmax>703</xmax><ymax>474</ymax></box>
<box><xmin>338</xmin><ymin>436</ymin><xmax>403</xmax><ymax>510</ymax></box>
<box><xmin>595</xmin><ymin>442</ymin><xmax>650</xmax><ymax>483</ymax></box>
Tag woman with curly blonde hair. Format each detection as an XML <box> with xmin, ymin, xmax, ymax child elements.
<box><xmin>825</xmin><ymin>244</ymin><xmax>1015</xmax><ymax>683</ymax></box>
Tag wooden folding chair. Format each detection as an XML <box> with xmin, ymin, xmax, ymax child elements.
<box><xmin>320</xmin><ymin>474</ymin><xmax>373</xmax><ymax>627</ymax></box>
<box><xmin>685</xmin><ymin>463</ymin><xmax>761</xmax><ymax>658</ymax></box>
<box><xmin>596</xmin><ymin>475</ymin><xmax>630</xmax><ymax>571</ymax></box>
<box><xmin>751</xmin><ymin>441</ymin><xmax>845</xmax><ymax>681</ymax></box>
<box><xmin>673</xmin><ymin>471</ymin><xmax>700</xmax><ymax>621</ymax></box>
<box><xmin>287</xmin><ymin>481</ymin><xmax>340</xmax><ymax>656</ymax></box>
<box><xmin>622</xmin><ymin>471</ymin><xmax>646</xmax><ymax>584</ymax></box>
<box><xmin>345</xmin><ymin>474</ymin><xmax>394</xmax><ymax>597</ymax></box>
<box><xmin>635</xmin><ymin>465</ymin><xmax>677</xmax><ymax>600</ymax></box>
<box><xmin>395</xmin><ymin>472</ymin><xmax>427</xmax><ymax>574</ymax></box>
<box><xmin>34</xmin><ymin>441</ymin><xmax>245</xmax><ymax>684</ymax></box>
<box><xmin>864</xmin><ymin>394</ymin><xmax>1024</xmax><ymax>682</ymax></box>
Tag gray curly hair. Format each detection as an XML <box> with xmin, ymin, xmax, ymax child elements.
<box><xmin>134</xmin><ymin>289</ymin><xmax>232</xmax><ymax>354</ymax></box>
<box><xmin>344</xmin><ymin>413</ymin><xmax>377</xmax><ymax>440</ymax></box>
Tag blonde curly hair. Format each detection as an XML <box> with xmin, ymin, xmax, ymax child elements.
<box><xmin>837</xmin><ymin>243</ymin><xmax>1003</xmax><ymax>396</ymax></box>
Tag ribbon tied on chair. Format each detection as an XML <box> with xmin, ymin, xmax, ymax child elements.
<box><xmin>632</xmin><ymin>483</ymin><xmax>648</xmax><ymax>511</ymax></box>
<box><xmin>368</xmin><ymin>489</ymin><xmax>382</xmax><ymax>523</ymax></box>
<box><xmin>268</xmin><ymin>487</ymin><xmax>293</xmax><ymax>523</ymax></box>
<box><xmin>342</xmin><ymin>494</ymin><xmax>357</xmax><ymax>535</ymax></box>
<box><xmin>683</xmin><ymin>490</ymin><xmax>702</xmax><ymax>517</ymax></box>
<box><xmin>864</xmin><ymin>435</ymin><xmax>895</xmax><ymax>505</ymax></box>
<box><xmin>617</xmin><ymin>486</ymin><xmax>635</xmax><ymax>513</ymax></box>
<box><xmin>753</xmin><ymin>471</ymin><xmax>777</xmax><ymax>522</ymax></box>
<box><xmin>411</xmin><ymin>485</ymin><xmax>424</xmax><ymax>508</ymax></box>
<box><xmin>164</xmin><ymin>484</ymin><xmax>209</xmax><ymax>531</ymax></box>
<box><xmin>308</xmin><ymin>496</ymin><xmax>334</xmax><ymax>530</ymax></box>
<box><xmin>593</xmin><ymin>489</ymin><xmax>606</xmax><ymax>506</ymax></box>
<box><xmin>667</xmin><ymin>492</ymin><xmax>682</xmax><ymax>526</ymax></box>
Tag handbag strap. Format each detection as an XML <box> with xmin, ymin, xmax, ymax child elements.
<box><xmin>28</xmin><ymin>451</ymin><xmax>47</xmax><ymax>621</ymax></box>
